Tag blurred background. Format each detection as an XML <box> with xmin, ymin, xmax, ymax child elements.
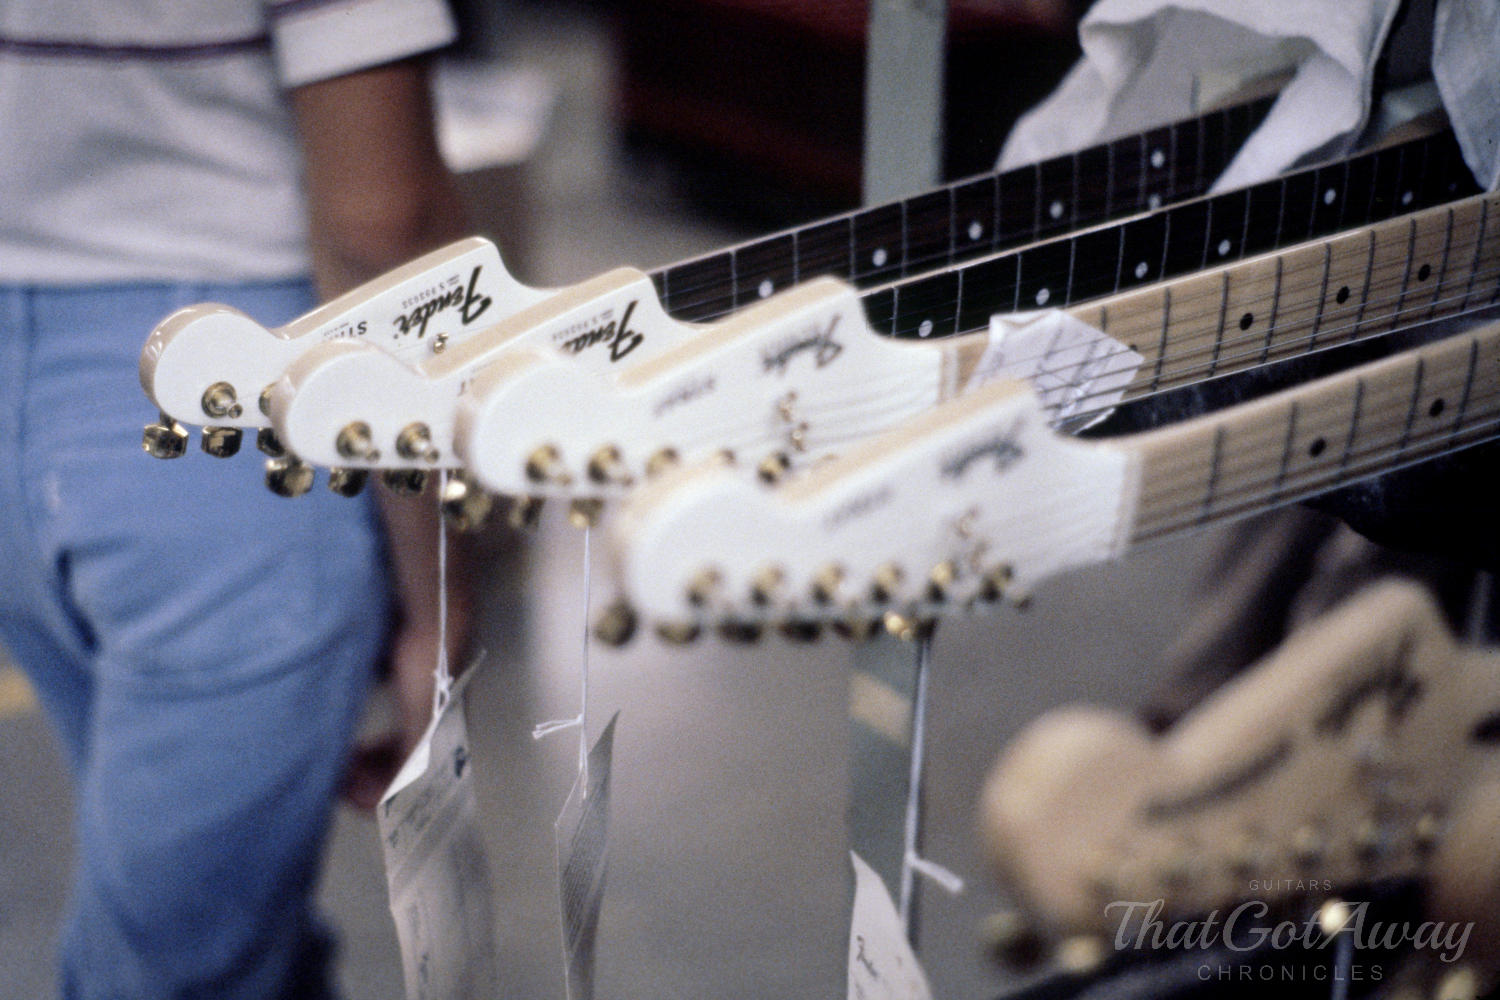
<box><xmin>0</xmin><ymin>1</ymin><xmax>1234</xmax><ymax>997</ymax></box>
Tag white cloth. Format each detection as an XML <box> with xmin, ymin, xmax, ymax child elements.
<box><xmin>1433</xmin><ymin>0</ymin><xmax>1500</xmax><ymax>191</ymax></box>
<box><xmin>998</xmin><ymin>0</ymin><xmax>1406</xmax><ymax>191</ymax></box>
<box><xmin>0</xmin><ymin>0</ymin><xmax>456</xmax><ymax>284</ymax></box>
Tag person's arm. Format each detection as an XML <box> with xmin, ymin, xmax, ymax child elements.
<box><xmin>289</xmin><ymin>58</ymin><xmax>475</xmax><ymax>802</ymax></box>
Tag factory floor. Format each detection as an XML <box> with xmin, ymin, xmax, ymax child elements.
<box><xmin>0</xmin><ymin>3</ymin><xmax>1223</xmax><ymax>997</ymax></box>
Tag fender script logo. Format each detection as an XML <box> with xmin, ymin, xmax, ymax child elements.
<box><xmin>761</xmin><ymin>314</ymin><xmax>844</xmax><ymax>375</ymax></box>
<box><xmin>559</xmin><ymin>300</ymin><xmax>645</xmax><ymax>362</ymax></box>
<box><xmin>940</xmin><ymin>419</ymin><xmax>1025</xmax><ymax>479</ymax></box>
<box><xmin>391</xmin><ymin>266</ymin><xmax>493</xmax><ymax>340</ymax></box>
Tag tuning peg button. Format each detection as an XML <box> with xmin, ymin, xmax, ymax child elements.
<box><xmin>870</xmin><ymin>563</ymin><xmax>903</xmax><ymax>603</ymax></box>
<box><xmin>142</xmin><ymin>412</ymin><xmax>189</xmax><ymax>459</ymax></box>
<box><xmin>593</xmin><ymin>601</ymin><xmax>638</xmax><ymax>647</ymax></box>
<box><xmin>265</xmin><ymin>457</ymin><xmax>314</xmax><ymax>497</ymax></box>
<box><xmin>644</xmin><ymin>447</ymin><xmax>680</xmax><ymax>478</ymax></box>
<box><xmin>201</xmin><ymin>426</ymin><xmax>242</xmax><ymax>458</ymax></box>
<box><xmin>441</xmin><ymin>474</ymin><xmax>493</xmax><ymax>532</ymax></box>
<box><xmin>568</xmin><ymin>498</ymin><xmax>604</xmax><ymax>529</ymax></box>
<box><xmin>757</xmin><ymin>452</ymin><xmax>791</xmax><ymax>484</ymax></box>
<box><xmin>380</xmin><ymin>468</ymin><xmax>428</xmax><ymax>495</ymax></box>
<box><xmin>654</xmin><ymin>620</ymin><xmax>701</xmax><ymax>646</ymax></box>
<box><xmin>505</xmin><ymin>495</ymin><xmax>544</xmax><ymax>530</ymax></box>
<box><xmin>716</xmin><ymin>619</ymin><xmax>763</xmax><ymax>644</ymax></box>
<box><xmin>327</xmin><ymin>467</ymin><xmax>368</xmax><ymax>497</ymax></box>
<box><xmin>257</xmin><ymin>427</ymin><xmax>286</xmax><ymax>458</ymax></box>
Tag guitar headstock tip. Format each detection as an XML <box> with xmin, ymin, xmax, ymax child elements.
<box><xmin>142</xmin><ymin>412</ymin><xmax>189</xmax><ymax>459</ymax></box>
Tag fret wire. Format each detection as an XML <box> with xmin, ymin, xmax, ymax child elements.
<box><xmin>791</xmin><ymin>228</ymin><xmax>800</xmax><ymax>285</ymax></box>
<box><xmin>1399</xmin><ymin>356</ymin><xmax>1425</xmax><ymax>453</ymax></box>
<box><xmin>1432</xmin><ymin>205</ymin><xmax>1456</xmax><ymax>322</ymax></box>
<box><xmin>1135</xmin><ymin>131</ymin><xmax>1147</xmax><ymax>210</ymax></box>
<box><xmin>1275</xmin><ymin>400</ymin><xmax>1298</xmax><ymax>500</ymax></box>
<box><xmin>1067</xmin><ymin>147</ymin><xmax>1080</xmax><ymax>230</ymax></box>
<box><xmin>1064</xmin><ymin>233</ymin><xmax>1078</xmax><ymax>303</ymax></box>
<box><xmin>954</xmin><ymin>266</ymin><xmax>965</xmax><ymax>337</ymax></box>
<box><xmin>1031</xmin><ymin>160</ymin><xmax>1043</xmax><ymax>241</ymax></box>
<box><xmin>1354</xmin><ymin>228</ymin><xmax>1378</xmax><ymax>337</ymax></box>
<box><xmin>1334</xmin><ymin>158</ymin><xmax>1352</xmax><ymax>232</ymax></box>
<box><xmin>1167</xmin><ymin>115</ymin><xmax>1180</xmax><ymax>205</ymax></box>
<box><xmin>1200</xmin><ymin>425</ymin><xmax>1226</xmax><ymax>524</ymax></box>
<box><xmin>1337</xmin><ymin>376</ymin><xmax>1365</xmax><ymax>485</ymax></box>
<box><xmin>1393</xmin><ymin>216</ymin><xmax>1418</xmax><ymax>328</ymax></box>
<box><xmin>1212</xmin><ymin>271</ymin><xmax>1230</xmax><ymax>378</ymax></box>
<box><xmin>1309</xmin><ymin>242</ymin><xmax>1331</xmax><ymax>349</ymax></box>
<box><xmin>1258</xmin><ymin>255</ymin><xmax>1284</xmax><ymax>366</ymax></box>
<box><xmin>944</xmin><ymin>185</ymin><xmax>956</xmax><ymax>267</ymax></box>
<box><xmin>1454</xmin><ymin>338</ymin><xmax>1479</xmax><ymax>441</ymax></box>
<box><xmin>1272</xmin><ymin>176</ymin><xmax>1288</xmax><ymax>252</ymax></box>
<box><xmin>1151</xmin><ymin>285</ymin><xmax>1171</xmax><ymax>394</ymax></box>
<box><xmin>899</xmin><ymin>197</ymin><xmax>909</xmax><ymax>278</ymax></box>
<box><xmin>1462</xmin><ymin>196</ymin><xmax>1488</xmax><ymax>310</ymax></box>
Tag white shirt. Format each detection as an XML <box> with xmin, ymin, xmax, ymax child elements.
<box><xmin>0</xmin><ymin>0</ymin><xmax>456</xmax><ymax>284</ymax></box>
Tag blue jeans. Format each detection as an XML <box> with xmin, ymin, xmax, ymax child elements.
<box><xmin>0</xmin><ymin>281</ymin><xmax>391</xmax><ymax>999</ymax></box>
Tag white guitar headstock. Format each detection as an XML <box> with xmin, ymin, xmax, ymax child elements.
<box><xmin>138</xmin><ymin>237</ymin><xmax>545</xmax><ymax>456</ymax></box>
<box><xmin>267</xmin><ymin>266</ymin><xmax>684</xmax><ymax>478</ymax></box>
<box><xmin>601</xmin><ymin>378</ymin><xmax>1136</xmax><ymax>642</ymax></box>
<box><xmin>979</xmin><ymin>581</ymin><xmax>1500</xmax><ymax>989</ymax></box>
<box><xmin>454</xmin><ymin>277</ymin><xmax>949</xmax><ymax>499</ymax></box>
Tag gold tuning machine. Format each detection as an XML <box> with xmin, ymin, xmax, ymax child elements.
<box><xmin>882</xmin><ymin>611</ymin><xmax>935</xmax><ymax>642</ymax></box>
<box><xmin>716</xmin><ymin>619</ymin><xmax>763</xmax><ymax>644</ymax></box>
<box><xmin>685</xmin><ymin>568</ymin><xmax>722</xmax><ymax>609</ymax></box>
<box><xmin>441</xmin><ymin>473</ymin><xmax>493</xmax><ymax>532</ymax></box>
<box><xmin>749</xmin><ymin>566</ymin><xmax>784</xmax><ymax>607</ymax></box>
<box><xmin>567</xmin><ymin>498</ymin><xmax>604</xmax><ymax>529</ymax></box>
<box><xmin>395</xmin><ymin>423</ymin><xmax>439</xmax><ymax>463</ymax></box>
<box><xmin>832</xmin><ymin>614</ymin><xmax>880</xmax><ymax>642</ymax></box>
<box><xmin>644</xmin><ymin>447</ymin><xmax>680</xmax><ymax>478</ymax></box>
<box><xmin>778</xmin><ymin>619</ymin><xmax>822</xmax><ymax>643</ymax></box>
<box><xmin>592</xmin><ymin>600</ymin><xmax>638</xmax><ymax>647</ymax></box>
<box><xmin>142</xmin><ymin>412</ymin><xmax>189</xmax><ymax>459</ymax></box>
<box><xmin>977</xmin><ymin>564</ymin><xmax>1014</xmax><ymax>603</ymax></box>
<box><xmin>258</xmin><ymin>384</ymin><xmax>274</xmax><ymax>417</ymax></box>
<box><xmin>981</xmin><ymin>909</ymin><xmax>1047</xmax><ymax>970</ymax></box>
<box><xmin>200</xmin><ymin>381</ymin><xmax>242</xmax><ymax>420</ymax></box>
<box><xmin>587</xmin><ymin>445</ymin><xmax>633</xmax><ymax>486</ymax></box>
<box><xmin>869</xmin><ymin>563</ymin><xmax>903</xmax><ymax>603</ymax></box>
<box><xmin>756</xmin><ymin>451</ymin><xmax>791</xmax><ymax>484</ymax></box>
<box><xmin>525</xmin><ymin>443</ymin><xmax>571</xmax><ymax>486</ymax></box>
<box><xmin>810</xmin><ymin>564</ymin><xmax>845</xmax><ymax>605</ymax></box>
<box><xmin>653</xmin><ymin>620</ymin><xmax>701</xmax><ymax>646</ymax></box>
<box><xmin>256</xmin><ymin>427</ymin><xmax>286</xmax><ymax>458</ymax></box>
<box><xmin>380</xmin><ymin>468</ymin><xmax>428</xmax><ymax>495</ymax></box>
<box><xmin>505</xmin><ymin>495</ymin><xmax>545</xmax><ymax>530</ymax></box>
<box><xmin>265</xmin><ymin>457</ymin><xmax>314</xmax><ymax>498</ymax></box>
<box><xmin>200</xmin><ymin>426</ymin><xmax>242</xmax><ymax>458</ymax></box>
<box><xmin>926</xmin><ymin>560</ymin><xmax>958</xmax><ymax>602</ymax></box>
<box><xmin>336</xmin><ymin>422</ymin><xmax>378</xmax><ymax>462</ymax></box>
<box><xmin>327</xmin><ymin>467</ymin><xmax>368</xmax><ymax>498</ymax></box>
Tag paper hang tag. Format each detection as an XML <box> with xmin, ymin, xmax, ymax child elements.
<box><xmin>555</xmin><ymin>712</ymin><xmax>619</xmax><ymax>1000</ymax></box>
<box><xmin>378</xmin><ymin>669</ymin><xmax>500</xmax><ymax>1000</ymax></box>
<box><xmin>968</xmin><ymin>310</ymin><xmax>1143</xmax><ymax>427</ymax></box>
<box><xmin>847</xmin><ymin>852</ymin><xmax>933</xmax><ymax>1000</ymax></box>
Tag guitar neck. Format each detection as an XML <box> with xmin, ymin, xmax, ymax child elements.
<box><xmin>866</xmin><ymin>128</ymin><xmax>1474</xmax><ymax>343</ymax></box>
<box><xmin>1126</xmin><ymin>317</ymin><xmax>1500</xmax><ymax>545</ymax></box>
<box><xmin>651</xmin><ymin>96</ymin><xmax>1275</xmax><ymax>322</ymax></box>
